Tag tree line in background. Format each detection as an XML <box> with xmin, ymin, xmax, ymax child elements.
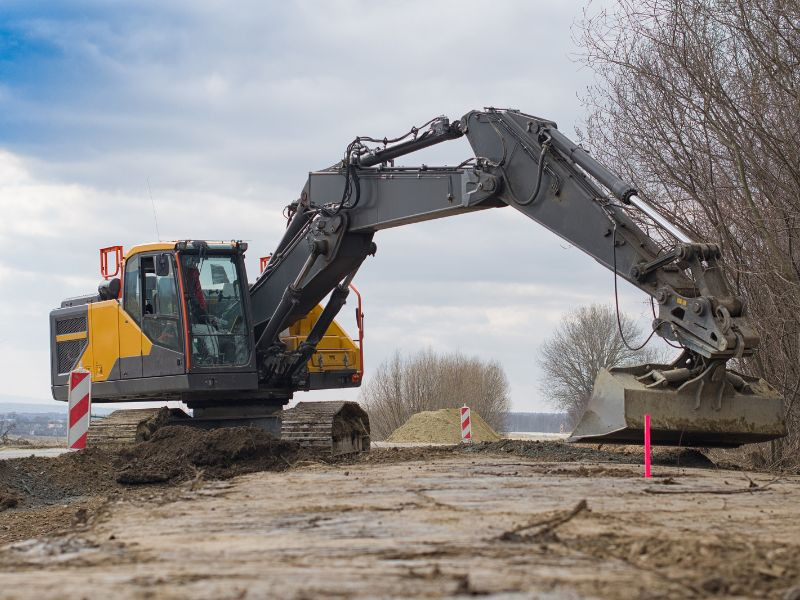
<box><xmin>576</xmin><ymin>0</ymin><xmax>800</xmax><ymax>464</ymax></box>
<box><xmin>538</xmin><ymin>304</ymin><xmax>666</xmax><ymax>426</ymax></box>
<box><xmin>359</xmin><ymin>349</ymin><xmax>510</xmax><ymax>440</ymax></box>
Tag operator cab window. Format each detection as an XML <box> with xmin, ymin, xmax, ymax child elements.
<box><xmin>180</xmin><ymin>253</ymin><xmax>249</xmax><ymax>367</ymax></box>
<box><xmin>141</xmin><ymin>254</ymin><xmax>183</xmax><ymax>353</ymax></box>
<box><xmin>123</xmin><ymin>256</ymin><xmax>141</xmax><ymax>325</ymax></box>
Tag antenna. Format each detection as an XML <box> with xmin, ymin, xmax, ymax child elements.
<box><xmin>147</xmin><ymin>177</ymin><xmax>161</xmax><ymax>241</ymax></box>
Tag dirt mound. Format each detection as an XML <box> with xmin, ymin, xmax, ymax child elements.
<box><xmin>387</xmin><ymin>408</ymin><xmax>501</xmax><ymax>443</ymax></box>
<box><xmin>465</xmin><ymin>439</ymin><xmax>632</xmax><ymax>463</ymax></box>
<box><xmin>0</xmin><ymin>425</ymin><xmax>302</xmax><ymax>509</ymax></box>
<box><xmin>0</xmin><ymin>447</ymin><xmax>120</xmax><ymax>509</ymax></box>
<box><xmin>116</xmin><ymin>426</ymin><xmax>300</xmax><ymax>484</ymax></box>
<box><xmin>462</xmin><ymin>439</ymin><xmax>717</xmax><ymax>468</ymax></box>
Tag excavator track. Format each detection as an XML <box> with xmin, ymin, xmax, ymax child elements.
<box><xmin>87</xmin><ymin>408</ymin><xmax>170</xmax><ymax>447</ymax></box>
<box><xmin>87</xmin><ymin>402</ymin><xmax>370</xmax><ymax>455</ymax></box>
<box><xmin>281</xmin><ymin>401</ymin><xmax>370</xmax><ymax>455</ymax></box>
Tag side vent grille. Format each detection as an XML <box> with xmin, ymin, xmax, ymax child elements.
<box><xmin>56</xmin><ymin>316</ymin><xmax>88</xmax><ymax>336</ymax></box>
<box><xmin>55</xmin><ymin>315</ymin><xmax>88</xmax><ymax>374</ymax></box>
<box><xmin>57</xmin><ymin>339</ymin><xmax>88</xmax><ymax>374</ymax></box>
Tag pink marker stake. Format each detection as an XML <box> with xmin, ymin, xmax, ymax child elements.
<box><xmin>644</xmin><ymin>413</ymin><xmax>652</xmax><ymax>478</ymax></box>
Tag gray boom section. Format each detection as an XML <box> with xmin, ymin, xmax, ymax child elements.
<box><xmin>306</xmin><ymin>168</ymin><xmax>500</xmax><ymax>233</ymax></box>
<box><xmin>457</xmin><ymin>109</ymin><xmax>756</xmax><ymax>359</ymax></box>
<box><xmin>460</xmin><ymin>110</ymin><xmax>688</xmax><ymax>293</ymax></box>
<box><xmin>250</xmin><ymin>224</ymin><xmax>374</xmax><ymax>334</ymax></box>
<box><xmin>251</xmin><ymin>107</ymin><xmax>758</xmax><ymax>393</ymax></box>
<box><xmin>461</xmin><ymin>109</ymin><xmax>759</xmax><ymax>360</ymax></box>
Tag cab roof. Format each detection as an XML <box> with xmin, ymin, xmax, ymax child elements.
<box><xmin>123</xmin><ymin>241</ymin><xmax>239</xmax><ymax>260</ymax></box>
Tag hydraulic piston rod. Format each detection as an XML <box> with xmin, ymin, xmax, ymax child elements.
<box><xmin>628</xmin><ymin>195</ymin><xmax>694</xmax><ymax>243</ymax></box>
<box><xmin>356</xmin><ymin>118</ymin><xmax>463</xmax><ymax>167</ymax></box>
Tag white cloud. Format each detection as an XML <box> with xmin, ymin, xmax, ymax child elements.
<box><xmin>0</xmin><ymin>0</ymin><xmax>663</xmax><ymax>411</ymax></box>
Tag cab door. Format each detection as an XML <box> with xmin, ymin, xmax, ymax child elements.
<box><xmin>119</xmin><ymin>255</ymin><xmax>144</xmax><ymax>378</ymax></box>
<box><xmin>140</xmin><ymin>253</ymin><xmax>185</xmax><ymax>377</ymax></box>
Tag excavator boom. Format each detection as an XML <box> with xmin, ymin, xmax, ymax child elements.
<box><xmin>252</xmin><ymin>108</ymin><xmax>785</xmax><ymax>447</ymax></box>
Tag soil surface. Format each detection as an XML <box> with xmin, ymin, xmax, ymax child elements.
<box><xmin>0</xmin><ymin>426</ymin><xmax>302</xmax><ymax>544</ymax></box>
<box><xmin>0</xmin><ymin>439</ymin><xmax>799</xmax><ymax>598</ymax></box>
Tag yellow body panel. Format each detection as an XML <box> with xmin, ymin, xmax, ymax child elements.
<box><xmin>78</xmin><ymin>300</ymin><xmax>154</xmax><ymax>381</ymax></box>
<box><xmin>85</xmin><ymin>300</ymin><xmax>118</xmax><ymax>380</ymax></box>
<box><xmin>280</xmin><ymin>304</ymin><xmax>361</xmax><ymax>373</ymax></box>
<box><xmin>118</xmin><ymin>308</ymin><xmax>141</xmax><ymax>366</ymax></box>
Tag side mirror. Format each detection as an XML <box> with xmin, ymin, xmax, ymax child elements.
<box><xmin>156</xmin><ymin>253</ymin><xmax>171</xmax><ymax>277</ymax></box>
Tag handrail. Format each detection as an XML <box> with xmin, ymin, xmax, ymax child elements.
<box><xmin>100</xmin><ymin>246</ymin><xmax>123</xmax><ymax>280</ymax></box>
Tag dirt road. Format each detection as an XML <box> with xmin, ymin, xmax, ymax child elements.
<box><xmin>0</xmin><ymin>445</ymin><xmax>798</xmax><ymax>599</ymax></box>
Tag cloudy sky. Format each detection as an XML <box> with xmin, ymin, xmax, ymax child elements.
<box><xmin>0</xmin><ymin>0</ymin><xmax>663</xmax><ymax>412</ymax></box>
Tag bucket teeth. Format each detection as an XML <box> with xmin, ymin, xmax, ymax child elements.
<box><xmin>569</xmin><ymin>362</ymin><xmax>786</xmax><ymax>448</ymax></box>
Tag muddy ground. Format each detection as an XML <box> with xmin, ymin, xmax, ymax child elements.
<box><xmin>0</xmin><ymin>432</ymin><xmax>799</xmax><ymax>599</ymax></box>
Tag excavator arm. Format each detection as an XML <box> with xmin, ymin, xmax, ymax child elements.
<box><xmin>251</xmin><ymin>108</ymin><xmax>785</xmax><ymax>447</ymax></box>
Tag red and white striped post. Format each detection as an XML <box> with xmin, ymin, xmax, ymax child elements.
<box><xmin>460</xmin><ymin>405</ymin><xmax>472</xmax><ymax>443</ymax></box>
<box><xmin>67</xmin><ymin>369</ymin><xmax>91</xmax><ymax>450</ymax></box>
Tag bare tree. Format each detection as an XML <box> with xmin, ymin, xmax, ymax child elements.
<box><xmin>0</xmin><ymin>417</ymin><xmax>15</xmax><ymax>446</ymax></box>
<box><xmin>359</xmin><ymin>349</ymin><xmax>510</xmax><ymax>440</ymax></box>
<box><xmin>539</xmin><ymin>304</ymin><xmax>666</xmax><ymax>425</ymax></box>
<box><xmin>575</xmin><ymin>0</ymin><xmax>800</xmax><ymax>464</ymax></box>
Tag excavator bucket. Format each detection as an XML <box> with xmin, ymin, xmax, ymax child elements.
<box><xmin>568</xmin><ymin>362</ymin><xmax>786</xmax><ymax>448</ymax></box>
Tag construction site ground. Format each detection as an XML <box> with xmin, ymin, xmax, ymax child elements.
<box><xmin>1</xmin><ymin>435</ymin><xmax>799</xmax><ymax>599</ymax></box>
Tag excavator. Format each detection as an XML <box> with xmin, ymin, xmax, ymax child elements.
<box><xmin>49</xmin><ymin>107</ymin><xmax>786</xmax><ymax>453</ymax></box>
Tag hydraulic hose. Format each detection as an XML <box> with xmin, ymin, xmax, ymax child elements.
<box><xmin>517</xmin><ymin>133</ymin><xmax>551</xmax><ymax>206</ymax></box>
